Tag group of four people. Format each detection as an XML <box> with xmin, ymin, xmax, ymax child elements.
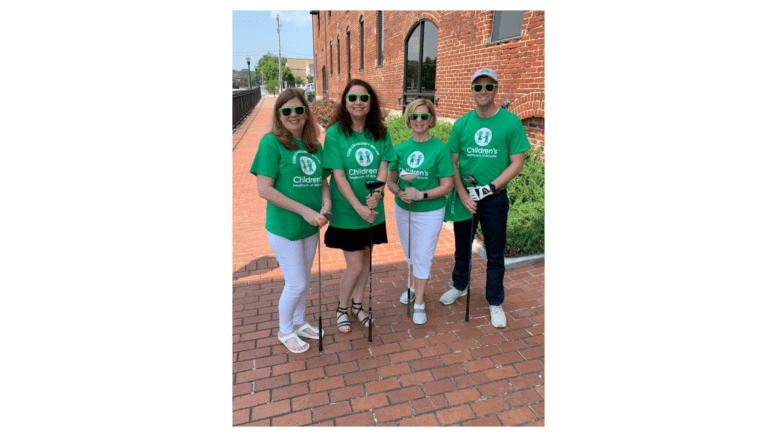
<box><xmin>250</xmin><ymin>68</ymin><xmax>532</xmax><ymax>353</ymax></box>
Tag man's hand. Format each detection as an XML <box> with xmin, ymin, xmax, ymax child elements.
<box><xmin>467</xmin><ymin>185</ymin><xmax>493</xmax><ymax>202</ymax></box>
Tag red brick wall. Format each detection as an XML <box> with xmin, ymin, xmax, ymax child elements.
<box><xmin>313</xmin><ymin>10</ymin><xmax>545</xmax><ymax>154</ymax></box>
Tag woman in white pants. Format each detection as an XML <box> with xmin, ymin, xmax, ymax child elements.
<box><xmin>387</xmin><ymin>99</ymin><xmax>454</xmax><ymax>324</ymax></box>
<box><xmin>250</xmin><ymin>89</ymin><xmax>332</xmax><ymax>353</ymax></box>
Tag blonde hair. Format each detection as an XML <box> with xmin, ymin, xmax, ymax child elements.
<box><xmin>403</xmin><ymin>98</ymin><xmax>437</xmax><ymax>129</ymax></box>
<box><xmin>270</xmin><ymin>88</ymin><xmax>321</xmax><ymax>153</ymax></box>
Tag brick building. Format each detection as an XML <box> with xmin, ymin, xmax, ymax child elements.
<box><xmin>311</xmin><ymin>10</ymin><xmax>545</xmax><ymax>154</ymax></box>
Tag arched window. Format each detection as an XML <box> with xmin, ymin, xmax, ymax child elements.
<box><xmin>337</xmin><ymin>35</ymin><xmax>340</xmax><ymax>76</ymax></box>
<box><xmin>377</xmin><ymin>11</ymin><xmax>384</xmax><ymax>67</ymax></box>
<box><xmin>346</xmin><ymin>27</ymin><xmax>351</xmax><ymax>82</ymax></box>
<box><xmin>359</xmin><ymin>16</ymin><xmax>364</xmax><ymax>71</ymax></box>
<box><xmin>403</xmin><ymin>20</ymin><xmax>438</xmax><ymax>109</ymax></box>
<box><xmin>329</xmin><ymin>42</ymin><xmax>333</xmax><ymax>77</ymax></box>
<box><xmin>322</xmin><ymin>66</ymin><xmax>328</xmax><ymax>97</ymax></box>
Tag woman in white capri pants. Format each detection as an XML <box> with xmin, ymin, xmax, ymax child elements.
<box><xmin>386</xmin><ymin>99</ymin><xmax>454</xmax><ymax>324</ymax></box>
<box><xmin>250</xmin><ymin>89</ymin><xmax>332</xmax><ymax>354</ymax></box>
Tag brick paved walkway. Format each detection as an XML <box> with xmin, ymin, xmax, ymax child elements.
<box><xmin>233</xmin><ymin>97</ymin><xmax>545</xmax><ymax>426</ymax></box>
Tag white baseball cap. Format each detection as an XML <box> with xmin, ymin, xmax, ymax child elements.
<box><xmin>471</xmin><ymin>68</ymin><xmax>498</xmax><ymax>83</ymax></box>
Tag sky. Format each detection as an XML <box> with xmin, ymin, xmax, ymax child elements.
<box><xmin>233</xmin><ymin>10</ymin><xmax>315</xmax><ymax>71</ymax></box>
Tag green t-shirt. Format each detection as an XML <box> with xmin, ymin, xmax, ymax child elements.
<box><xmin>389</xmin><ymin>137</ymin><xmax>455</xmax><ymax>213</ymax></box>
<box><xmin>444</xmin><ymin>108</ymin><xmax>531</xmax><ymax>222</ymax></box>
<box><xmin>249</xmin><ymin>134</ymin><xmax>329</xmax><ymax>241</ymax></box>
<box><xmin>322</xmin><ymin>122</ymin><xmax>396</xmax><ymax>229</ymax></box>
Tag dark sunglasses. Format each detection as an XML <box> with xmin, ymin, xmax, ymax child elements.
<box><xmin>471</xmin><ymin>84</ymin><xmax>497</xmax><ymax>92</ymax></box>
<box><xmin>410</xmin><ymin>113</ymin><xmax>431</xmax><ymax>121</ymax></box>
<box><xmin>278</xmin><ymin>106</ymin><xmax>306</xmax><ymax>116</ymax></box>
<box><xmin>346</xmin><ymin>93</ymin><xmax>371</xmax><ymax>102</ymax></box>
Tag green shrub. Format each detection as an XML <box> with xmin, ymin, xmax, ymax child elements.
<box><xmin>311</xmin><ymin>99</ymin><xmax>337</xmax><ymax>127</ymax></box>
<box><xmin>475</xmin><ymin>145</ymin><xmax>545</xmax><ymax>257</ymax></box>
<box><xmin>385</xmin><ymin>115</ymin><xmax>452</xmax><ymax>146</ymax></box>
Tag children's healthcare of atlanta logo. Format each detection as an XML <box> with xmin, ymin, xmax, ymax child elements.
<box><xmin>474</xmin><ymin>128</ymin><xmax>493</xmax><ymax>147</ymax></box>
<box><xmin>356</xmin><ymin>148</ymin><xmax>374</xmax><ymax>167</ymax></box>
<box><xmin>299</xmin><ymin>156</ymin><xmax>316</xmax><ymax>175</ymax></box>
<box><xmin>407</xmin><ymin>151</ymin><xmax>425</xmax><ymax>168</ymax></box>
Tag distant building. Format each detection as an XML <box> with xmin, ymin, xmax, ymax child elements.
<box><xmin>233</xmin><ymin>74</ymin><xmax>248</xmax><ymax>88</ymax></box>
<box><xmin>285</xmin><ymin>58</ymin><xmax>314</xmax><ymax>85</ymax></box>
<box><xmin>312</xmin><ymin>10</ymin><xmax>545</xmax><ymax>156</ymax></box>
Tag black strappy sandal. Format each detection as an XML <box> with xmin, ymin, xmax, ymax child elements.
<box><xmin>351</xmin><ymin>299</ymin><xmax>372</xmax><ymax>328</ymax></box>
<box><xmin>336</xmin><ymin>304</ymin><xmax>351</xmax><ymax>333</ymax></box>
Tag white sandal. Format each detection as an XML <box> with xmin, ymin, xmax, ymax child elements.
<box><xmin>294</xmin><ymin>322</ymin><xmax>323</xmax><ymax>340</ymax></box>
<box><xmin>278</xmin><ymin>331</ymin><xmax>309</xmax><ymax>354</ymax></box>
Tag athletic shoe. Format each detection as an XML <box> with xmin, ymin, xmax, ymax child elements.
<box><xmin>490</xmin><ymin>305</ymin><xmax>507</xmax><ymax>328</ymax></box>
<box><xmin>413</xmin><ymin>303</ymin><xmax>427</xmax><ymax>324</ymax></box>
<box><xmin>399</xmin><ymin>288</ymin><xmax>416</xmax><ymax>304</ymax></box>
<box><xmin>439</xmin><ymin>287</ymin><xmax>467</xmax><ymax>305</ymax></box>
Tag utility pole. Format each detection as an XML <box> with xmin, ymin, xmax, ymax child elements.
<box><xmin>277</xmin><ymin>13</ymin><xmax>283</xmax><ymax>93</ymax></box>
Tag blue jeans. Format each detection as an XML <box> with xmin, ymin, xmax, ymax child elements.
<box><xmin>451</xmin><ymin>190</ymin><xmax>508</xmax><ymax>306</ymax></box>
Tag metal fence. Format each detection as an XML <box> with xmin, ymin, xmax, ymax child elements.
<box><xmin>232</xmin><ymin>88</ymin><xmax>263</xmax><ymax>131</ymax></box>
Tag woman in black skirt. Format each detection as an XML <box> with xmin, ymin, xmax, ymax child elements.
<box><xmin>322</xmin><ymin>79</ymin><xmax>396</xmax><ymax>333</ymax></box>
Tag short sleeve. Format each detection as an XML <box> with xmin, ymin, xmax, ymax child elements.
<box><xmin>250</xmin><ymin>135</ymin><xmax>281</xmax><ymax>178</ymax></box>
<box><xmin>508</xmin><ymin>116</ymin><xmax>531</xmax><ymax>155</ymax></box>
<box><xmin>447</xmin><ymin>120</ymin><xmax>462</xmax><ymax>154</ymax></box>
<box><xmin>381</xmin><ymin>131</ymin><xmax>396</xmax><ymax>163</ymax></box>
<box><xmin>436</xmin><ymin>144</ymin><xmax>455</xmax><ymax>178</ymax></box>
<box><xmin>322</xmin><ymin>126</ymin><xmax>344</xmax><ymax>170</ymax></box>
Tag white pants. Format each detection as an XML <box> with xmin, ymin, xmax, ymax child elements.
<box><xmin>267</xmin><ymin>230</ymin><xmax>319</xmax><ymax>333</ymax></box>
<box><xmin>394</xmin><ymin>205</ymin><xmax>445</xmax><ymax>279</ymax></box>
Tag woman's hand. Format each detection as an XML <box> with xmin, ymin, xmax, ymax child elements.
<box><xmin>357</xmin><ymin>205</ymin><xmax>378</xmax><ymax>224</ymax></box>
<box><xmin>365</xmin><ymin>191</ymin><xmax>382</xmax><ymax>209</ymax></box>
<box><xmin>302</xmin><ymin>208</ymin><xmax>326</xmax><ymax>227</ymax></box>
<box><xmin>402</xmin><ymin>186</ymin><xmax>422</xmax><ymax>203</ymax></box>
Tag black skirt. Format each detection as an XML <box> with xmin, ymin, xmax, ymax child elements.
<box><xmin>324</xmin><ymin>222</ymin><xmax>388</xmax><ymax>251</ymax></box>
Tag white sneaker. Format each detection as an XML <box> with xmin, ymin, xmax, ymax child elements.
<box><xmin>439</xmin><ymin>287</ymin><xmax>467</xmax><ymax>305</ymax></box>
<box><xmin>399</xmin><ymin>288</ymin><xmax>415</xmax><ymax>304</ymax></box>
<box><xmin>413</xmin><ymin>303</ymin><xmax>427</xmax><ymax>324</ymax></box>
<box><xmin>490</xmin><ymin>305</ymin><xmax>507</xmax><ymax>328</ymax></box>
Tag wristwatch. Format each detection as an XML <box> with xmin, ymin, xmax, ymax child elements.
<box><xmin>423</xmin><ymin>191</ymin><xmax>428</xmax><ymax>199</ymax></box>
<box><xmin>488</xmin><ymin>184</ymin><xmax>496</xmax><ymax>192</ymax></box>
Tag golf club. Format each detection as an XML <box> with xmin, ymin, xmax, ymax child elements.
<box><xmin>399</xmin><ymin>170</ymin><xmax>419</xmax><ymax>318</ymax></box>
<box><xmin>317</xmin><ymin>211</ymin><xmax>334</xmax><ymax>353</ymax></box>
<box><xmin>364</xmin><ymin>179</ymin><xmax>386</xmax><ymax>343</ymax></box>
<box><xmin>462</xmin><ymin>174</ymin><xmax>478</xmax><ymax>322</ymax></box>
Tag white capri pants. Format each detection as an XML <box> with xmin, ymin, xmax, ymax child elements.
<box><xmin>267</xmin><ymin>230</ymin><xmax>319</xmax><ymax>333</ymax></box>
<box><xmin>394</xmin><ymin>205</ymin><xmax>445</xmax><ymax>279</ymax></box>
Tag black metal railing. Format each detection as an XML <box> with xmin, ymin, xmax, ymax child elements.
<box><xmin>232</xmin><ymin>88</ymin><xmax>263</xmax><ymax>130</ymax></box>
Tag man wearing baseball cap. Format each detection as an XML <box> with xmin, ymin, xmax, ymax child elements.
<box><xmin>441</xmin><ymin>68</ymin><xmax>532</xmax><ymax>328</ymax></box>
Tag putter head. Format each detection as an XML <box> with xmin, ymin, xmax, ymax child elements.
<box><xmin>463</xmin><ymin>174</ymin><xmax>478</xmax><ymax>186</ymax></box>
<box><xmin>364</xmin><ymin>179</ymin><xmax>386</xmax><ymax>191</ymax></box>
<box><xmin>399</xmin><ymin>170</ymin><xmax>418</xmax><ymax>183</ymax></box>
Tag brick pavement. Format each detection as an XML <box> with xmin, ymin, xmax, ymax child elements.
<box><xmin>233</xmin><ymin>97</ymin><xmax>545</xmax><ymax>426</ymax></box>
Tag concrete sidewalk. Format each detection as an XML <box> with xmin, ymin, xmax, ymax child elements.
<box><xmin>232</xmin><ymin>97</ymin><xmax>545</xmax><ymax>426</ymax></box>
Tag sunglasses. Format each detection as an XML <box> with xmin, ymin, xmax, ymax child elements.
<box><xmin>346</xmin><ymin>93</ymin><xmax>371</xmax><ymax>102</ymax></box>
<box><xmin>278</xmin><ymin>106</ymin><xmax>306</xmax><ymax>116</ymax></box>
<box><xmin>471</xmin><ymin>84</ymin><xmax>497</xmax><ymax>92</ymax></box>
<box><xmin>410</xmin><ymin>113</ymin><xmax>432</xmax><ymax>121</ymax></box>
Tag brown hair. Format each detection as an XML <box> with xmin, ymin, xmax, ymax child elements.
<box><xmin>327</xmin><ymin>78</ymin><xmax>387</xmax><ymax>141</ymax></box>
<box><xmin>270</xmin><ymin>88</ymin><xmax>321</xmax><ymax>153</ymax></box>
<box><xmin>403</xmin><ymin>98</ymin><xmax>437</xmax><ymax>129</ymax></box>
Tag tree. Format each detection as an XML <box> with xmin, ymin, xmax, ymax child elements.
<box><xmin>294</xmin><ymin>76</ymin><xmax>303</xmax><ymax>86</ymax></box>
<box><xmin>306</xmin><ymin>74</ymin><xmax>314</xmax><ymax>84</ymax></box>
<box><xmin>266</xmin><ymin>79</ymin><xmax>280</xmax><ymax>96</ymax></box>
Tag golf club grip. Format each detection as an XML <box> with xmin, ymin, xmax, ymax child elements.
<box><xmin>318</xmin><ymin>317</ymin><xmax>323</xmax><ymax>351</ymax></box>
<box><xmin>465</xmin><ymin>289</ymin><xmax>470</xmax><ymax>321</ymax></box>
